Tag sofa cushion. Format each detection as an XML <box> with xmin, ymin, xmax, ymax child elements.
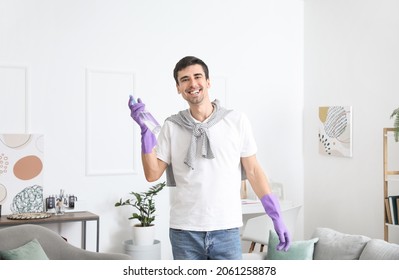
<box><xmin>359</xmin><ymin>239</ymin><xmax>399</xmax><ymax>260</ymax></box>
<box><xmin>266</xmin><ymin>230</ymin><xmax>319</xmax><ymax>260</ymax></box>
<box><xmin>0</xmin><ymin>238</ymin><xmax>49</xmax><ymax>260</ymax></box>
<box><xmin>311</xmin><ymin>228</ymin><xmax>370</xmax><ymax>260</ymax></box>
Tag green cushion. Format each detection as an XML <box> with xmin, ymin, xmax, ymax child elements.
<box><xmin>0</xmin><ymin>239</ymin><xmax>49</xmax><ymax>260</ymax></box>
<box><xmin>266</xmin><ymin>230</ymin><xmax>318</xmax><ymax>260</ymax></box>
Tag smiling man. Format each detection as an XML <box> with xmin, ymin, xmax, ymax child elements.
<box><xmin>128</xmin><ymin>56</ymin><xmax>290</xmax><ymax>260</ymax></box>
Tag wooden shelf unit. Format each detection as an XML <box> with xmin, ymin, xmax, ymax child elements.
<box><xmin>383</xmin><ymin>128</ymin><xmax>399</xmax><ymax>241</ymax></box>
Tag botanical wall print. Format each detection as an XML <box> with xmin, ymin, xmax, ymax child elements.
<box><xmin>319</xmin><ymin>106</ymin><xmax>352</xmax><ymax>157</ymax></box>
<box><xmin>0</xmin><ymin>134</ymin><xmax>44</xmax><ymax>214</ymax></box>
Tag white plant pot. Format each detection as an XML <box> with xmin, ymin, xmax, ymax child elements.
<box><xmin>132</xmin><ymin>224</ymin><xmax>155</xmax><ymax>246</ymax></box>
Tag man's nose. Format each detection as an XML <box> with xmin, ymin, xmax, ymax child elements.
<box><xmin>188</xmin><ymin>77</ymin><xmax>197</xmax><ymax>87</ymax></box>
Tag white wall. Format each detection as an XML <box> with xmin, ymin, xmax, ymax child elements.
<box><xmin>304</xmin><ymin>0</ymin><xmax>399</xmax><ymax>242</ymax></box>
<box><xmin>0</xmin><ymin>0</ymin><xmax>304</xmax><ymax>258</ymax></box>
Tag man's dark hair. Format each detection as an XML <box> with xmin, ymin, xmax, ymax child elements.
<box><xmin>173</xmin><ymin>56</ymin><xmax>209</xmax><ymax>84</ymax></box>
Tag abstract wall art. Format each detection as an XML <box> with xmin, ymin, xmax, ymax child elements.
<box><xmin>0</xmin><ymin>134</ymin><xmax>44</xmax><ymax>214</ymax></box>
<box><xmin>318</xmin><ymin>106</ymin><xmax>352</xmax><ymax>158</ymax></box>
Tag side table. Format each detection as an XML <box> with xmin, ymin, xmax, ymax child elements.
<box><xmin>0</xmin><ymin>211</ymin><xmax>100</xmax><ymax>252</ymax></box>
<box><xmin>123</xmin><ymin>239</ymin><xmax>161</xmax><ymax>260</ymax></box>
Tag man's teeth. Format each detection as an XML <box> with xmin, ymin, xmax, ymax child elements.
<box><xmin>191</xmin><ymin>90</ymin><xmax>200</xmax><ymax>95</ymax></box>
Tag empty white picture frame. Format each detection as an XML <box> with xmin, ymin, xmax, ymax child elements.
<box><xmin>85</xmin><ymin>68</ymin><xmax>138</xmax><ymax>175</ymax></box>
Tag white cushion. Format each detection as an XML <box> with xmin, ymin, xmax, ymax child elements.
<box><xmin>311</xmin><ymin>228</ymin><xmax>370</xmax><ymax>260</ymax></box>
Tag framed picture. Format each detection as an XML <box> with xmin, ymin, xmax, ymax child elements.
<box><xmin>318</xmin><ymin>106</ymin><xmax>352</xmax><ymax>158</ymax></box>
<box><xmin>0</xmin><ymin>134</ymin><xmax>44</xmax><ymax>214</ymax></box>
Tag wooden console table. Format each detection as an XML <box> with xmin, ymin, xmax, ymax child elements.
<box><xmin>0</xmin><ymin>211</ymin><xmax>100</xmax><ymax>252</ymax></box>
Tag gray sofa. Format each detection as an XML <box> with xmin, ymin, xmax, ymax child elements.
<box><xmin>0</xmin><ymin>224</ymin><xmax>132</xmax><ymax>260</ymax></box>
<box><xmin>243</xmin><ymin>227</ymin><xmax>399</xmax><ymax>260</ymax></box>
<box><xmin>311</xmin><ymin>227</ymin><xmax>399</xmax><ymax>260</ymax></box>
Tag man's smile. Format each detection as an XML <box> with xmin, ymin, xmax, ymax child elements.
<box><xmin>188</xmin><ymin>89</ymin><xmax>201</xmax><ymax>96</ymax></box>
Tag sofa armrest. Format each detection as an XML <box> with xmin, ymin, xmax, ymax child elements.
<box><xmin>359</xmin><ymin>239</ymin><xmax>399</xmax><ymax>260</ymax></box>
<box><xmin>0</xmin><ymin>224</ymin><xmax>132</xmax><ymax>260</ymax></box>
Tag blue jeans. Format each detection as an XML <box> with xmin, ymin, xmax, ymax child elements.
<box><xmin>169</xmin><ymin>228</ymin><xmax>242</xmax><ymax>260</ymax></box>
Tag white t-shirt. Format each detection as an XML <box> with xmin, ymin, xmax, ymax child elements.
<box><xmin>156</xmin><ymin>109</ymin><xmax>257</xmax><ymax>231</ymax></box>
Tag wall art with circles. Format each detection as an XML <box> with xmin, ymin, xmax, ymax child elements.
<box><xmin>318</xmin><ymin>106</ymin><xmax>352</xmax><ymax>158</ymax></box>
<box><xmin>0</xmin><ymin>134</ymin><xmax>44</xmax><ymax>214</ymax></box>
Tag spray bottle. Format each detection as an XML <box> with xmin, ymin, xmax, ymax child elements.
<box><xmin>129</xmin><ymin>95</ymin><xmax>161</xmax><ymax>136</ymax></box>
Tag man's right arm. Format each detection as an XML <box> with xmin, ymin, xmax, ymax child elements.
<box><xmin>142</xmin><ymin>151</ymin><xmax>168</xmax><ymax>182</ymax></box>
<box><xmin>128</xmin><ymin>96</ymin><xmax>167</xmax><ymax>182</ymax></box>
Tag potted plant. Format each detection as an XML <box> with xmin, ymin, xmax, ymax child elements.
<box><xmin>390</xmin><ymin>107</ymin><xmax>399</xmax><ymax>142</ymax></box>
<box><xmin>115</xmin><ymin>181</ymin><xmax>165</xmax><ymax>245</ymax></box>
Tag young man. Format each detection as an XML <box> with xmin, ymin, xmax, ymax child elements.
<box><xmin>129</xmin><ymin>56</ymin><xmax>290</xmax><ymax>260</ymax></box>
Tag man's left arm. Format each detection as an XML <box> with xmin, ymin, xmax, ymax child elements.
<box><xmin>241</xmin><ymin>155</ymin><xmax>291</xmax><ymax>251</ymax></box>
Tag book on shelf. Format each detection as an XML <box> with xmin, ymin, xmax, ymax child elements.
<box><xmin>388</xmin><ymin>195</ymin><xmax>399</xmax><ymax>225</ymax></box>
<box><xmin>385</xmin><ymin>198</ymin><xmax>393</xmax><ymax>224</ymax></box>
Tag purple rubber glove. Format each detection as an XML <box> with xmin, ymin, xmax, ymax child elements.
<box><xmin>261</xmin><ymin>193</ymin><xmax>290</xmax><ymax>251</ymax></box>
<box><xmin>128</xmin><ymin>96</ymin><xmax>157</xmax><ymax>154</ymax></box>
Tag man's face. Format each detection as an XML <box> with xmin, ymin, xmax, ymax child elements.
<box><xmin>176</xmin><ymin>64</ymin><xmax>210</xmax><ymax>106</ymax></box>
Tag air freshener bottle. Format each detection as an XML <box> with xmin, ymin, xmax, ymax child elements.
<box><xmin>129</xmin><ymin>95</ymin><xmax>161</xmax><ymax>136</ymax></box>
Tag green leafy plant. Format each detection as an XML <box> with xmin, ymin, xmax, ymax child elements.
<box><xmin>115</xmin><ymin>181</ymin><xmax>165</xmax><ymax>227</ymax></box>
<box><xmin>390</xmin><ymin>107</ymin><xmax>399</xmax><ymax>142</ymax></box>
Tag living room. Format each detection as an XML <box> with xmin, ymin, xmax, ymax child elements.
<box><xmin>0</xmin><ymin>0</ymin><xmax>398</xmax><ymax>261</ymax></box>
